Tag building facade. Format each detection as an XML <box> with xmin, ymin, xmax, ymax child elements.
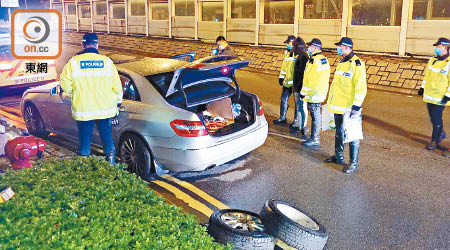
<box><xmin>51</xmin><ymin>0</ymin><xmax>450</xmax><ymax>56</ymax></box>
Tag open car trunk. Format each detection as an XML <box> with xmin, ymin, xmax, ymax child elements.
<box><xmin>196</xmin><ymin>91</ymin><xmax>257</xmax><ymax>137</ymax></box>
<box><xmin>146</xmin><ymin>55</ymin><xmax>256</xmax><ymax>137</ymax></box>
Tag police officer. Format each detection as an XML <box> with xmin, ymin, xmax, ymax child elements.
<box><xmin>60</xmin><ymin>33</ymin><xmax>123</xmax><ymax>165</ymax></box>
<box><xmin>291</xmin><ymin>37</ymin><xmax>310</xmax><ymax>136</ymax></box>
<box><xmin>215</xmin><ymin>36</ymin><xmax>235</xmax><ymax>56</ymax></box>
<box><xmin>301</xmin><ymin>38</ymin><xmax>331</xmax><ymax>148</ymax></box>
<box><xmin>325</xmin><ymin>37</ymin><xmax>367</xmax><ymax>174</ymax></box>
<box><xmin>417</xmin><ymin>37</ymin><xmax>450</xmax><ymax>153</ymax></box>
<box><xmin>274</xmin><ymin>35</ymin><xmax>296</xmax><ymax>125</ymax></box>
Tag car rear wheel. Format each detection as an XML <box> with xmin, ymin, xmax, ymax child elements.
<box><xmin>119</xmin><ymin>133</ymin><xmax>152</xmax><ymax>180</ymax></box>
<box><xmin>207</xmin><ymin>209</ymin><xmax>276</xmax><ymax>250</ymax></box>
<box><xmin>24</xmin><ymin>103</ymin><xmax>48</xmax><ymax>138</ymax></box>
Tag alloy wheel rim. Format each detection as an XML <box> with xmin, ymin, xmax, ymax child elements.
<box><xmin>121</xmin><ymin>138</ymin><xmax>146</xmax><ymax>176</ymax></box>
<box><xmin>221</xmin><ymin>212</ymin><xmax>265</xmax><ymax>232</ymax></box>
<box><xmin>25</xmin><ymin>106</ymin><xmax>36</xmax><ymax>132</ymax></box>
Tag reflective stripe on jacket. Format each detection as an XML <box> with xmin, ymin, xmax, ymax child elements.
<box><xmin>279</xmin><ymin>50</ymin><xmax>294</xmax><ymax>80</ymax></box>
<box><xmin>422</xmin><ymin>57</ymin><xmax>450</xmax><ymax>106</ymax></box>
<box><xmin>327</xmin><ymin>54</ymin><xmax>367</xmax><ymax>114</ymax></box>
<box><xmin>60</xmin><ymin>51</ymin><xmax>123</xmax><ymax>121</ymax></box>
<box><xmin>301</xmin><ymin>52</ymin><xmax>330</xmax><ymax>103</ymax></box>
<box><xmin>283</xmin><ymin>54</ymin><xmax>297</xmax><ymax>88</ymax></box>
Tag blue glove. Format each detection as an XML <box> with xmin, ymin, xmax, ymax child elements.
<box><xmin>350</xmin><ymin>105</ymin><xmax>361</xmax><ymax>118</ymax></box>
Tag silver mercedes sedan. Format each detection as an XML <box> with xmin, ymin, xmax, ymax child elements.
<box><xmin>20</xmin><ymin>54</ymin><xmax>268</xmax><ymax>179</ymax></box>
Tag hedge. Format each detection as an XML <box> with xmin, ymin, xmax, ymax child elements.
<box><xmin>0</xmin><ymin>157</ymin><xmax>231</xmax><ymax>249</ymax></box>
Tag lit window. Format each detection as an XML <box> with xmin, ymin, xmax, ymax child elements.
<box><xmin>110</xmin><ymin>3</ymin><xmax>125</xmax><ymax>19</ymax></box>
<box><xmin>201</xmin><ymin>2</ymin><xmax>224</xmax><ymax>21</ymax></box>
<box><xmin>304</xmin><ymin>0</ymin><xmax>343</xmax><ymax>19</ymax></box>
<box><xmin>129</xmin><ymin>0</ymin><xmax>146</xmax><ymax>16</ymax></box>
<box><xmin>175</xmin><ymin>0</ymin><xmax>195</xmax><ymax>16</ymax></box>
<box><xmin>263</xmin><ymin>0</ymin><xmax>294</xmax><ymax>24</ymax></box>
<box><xmin>94</xmin><ymin>2</ymin><xmax>107</xmax><ymax>16</ymax></box>
<box><xmin>65</xmin><ymin>3</ymin><xmax>76</xmax><ymax>15</ymax></box>
<box><xmin>351</xmin><ymin>0</ymin><xmax>402</xmax><ymax>26</ymax></box>
<box><xmin>231</xmin><ymin>0</ymin><xmax>256</xmax><ymax>19</ymax></box>
<box><xmin>413</xmin><ymin>0</ymin><xmax>450</xmax><ymax>20</ymax></box>
<box><xmin>79</xmin><ymin>4</ymin><xmax>91</xmax><ymax>18</ymax></box>
<box><xmin>151</xmin><ymin>2</ymin><xmax>169</xmax><ymax>20</ymax></box>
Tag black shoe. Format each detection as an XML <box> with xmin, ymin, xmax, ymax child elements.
<box><xmin>324</xmin><ymin>155</ymin><xmax>344</xmax><ymax>164</ymax></box>
<box><xmin>289</xmin><ymin>122</ymin><xmax>299</xmax><ymax>130</ymax></box>
<box><xmin>273</xmin><ymin>118</ymin><xmax>287</xmax><ymax>125</ymax></box>
<box><xmin>302</xmin><ymin>139</ymin><xmax>320</xmax><ymax>149</ymax></box>
<box><xmin>425</xmin><ymin>142</ymin><xmax>437</xmax><ymax>150</ymax></box>
<box><xmin>343</xmin><ymin>163</ymin><xmax>358</xmax><ymax>174</ymax></box>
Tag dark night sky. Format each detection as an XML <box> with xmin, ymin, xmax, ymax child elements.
<box><xmin>0</xmin><ymin>0</ymin><xmax>50</xmax><ymax>21</ymax></box>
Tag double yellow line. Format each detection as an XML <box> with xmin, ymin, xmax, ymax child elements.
<box><xmin>151</xmin><ymin>174</ymin><xmax>229</xmax><ymax>217</ymax></box>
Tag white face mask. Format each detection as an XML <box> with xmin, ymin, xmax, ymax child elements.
<box><xmin>218</xmin><ymin>45</ymin><xmax>224</xmax><ymax>50</ymax></box>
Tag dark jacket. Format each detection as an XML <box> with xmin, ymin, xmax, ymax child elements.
<box><xmin>219</xmin><ymin>45</ymin><xmax>236</xmax><ymax>56</ymax></box>
<box><xmin>292</xmin><ymin>51</ymin><xmax>309</xmax><ymax>92</ymax></box>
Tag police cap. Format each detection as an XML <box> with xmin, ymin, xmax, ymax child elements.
<box><xmin>284</xmin><ymin>35</ymin><xmax>296</xmax><ymax>44</ymax></box>
<box><xmin>307</xmin><ymin>38</ymin><xmax>322</xmax><ymax>48</ymax></box>
<box><xmin>82</xmin><ymin>33</ymin><xmax>98</xmax><ymax>44</ymax></box>
<box><xmin>433</xmin><ymin>37</ymin><xmax>450</xmax><ymax>46</ymax></box>
<box><xmin>335</xmin><ymin>37</ymin><xmax>353</xmax><ymax>48</ymax></box>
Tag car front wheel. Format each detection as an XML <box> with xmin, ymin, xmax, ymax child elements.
<box><xmin>119</xmin><ymin>133</ymin><xmax>153</xmax><ymax>180</ymax></box>
<box><xmin>24</xmin><ymin>103</ymin><xmax>48</xmax><ymax>137</ymax></box>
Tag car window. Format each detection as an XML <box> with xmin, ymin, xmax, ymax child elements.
<box><xmin>145</xmin><ymin>71</ymin><xmax>174</xmax><ymax>96</ymax></box>
<box><xmin>120</xmin><ymin>74</ymin><xmax>140</xmax><ymax>101</ymax></box>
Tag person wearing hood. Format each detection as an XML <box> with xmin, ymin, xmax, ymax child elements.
<box><xmin>417</xmin><ymin>38</ymin><xmax>450</xmax><ymax>155</ymax></box>
<box><xmin>290</xmin><ymin>37</ymin><xmax>310</xmax><ymax>137</ymax></box>
<box><xmin>273</xmin><ymin>35</ymin><xmax>297</xmax><ymax>125</ymax></box>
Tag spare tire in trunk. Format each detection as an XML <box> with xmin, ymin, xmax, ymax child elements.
<box><xmin>260</xmin><ymin>200</ymin><xmax>328</xmax><ymax>250</ymax></box>
<box><xmin>207</xmin><ymin>209</ymin><xmax>276</xmax><ymax>250</ymax></box>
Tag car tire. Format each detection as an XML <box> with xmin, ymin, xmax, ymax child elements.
<box><xmin>119</xmin><ymin>133</ymin><xmax>153</xmax><ymax>180</ymax></box>
<box><xmin>207</xmin><ymin>209</ymin><xmax>276</xmax><ymax>250</ymax></box>
<box><xmin>24</xmin><ymin>103</ymin><xmax>48</xmax><ymax>138</ymax></box>
<box><xmin>260</xmin><ymin>200</ymin><xmax>328</xmax><ymax>250</ymax></box>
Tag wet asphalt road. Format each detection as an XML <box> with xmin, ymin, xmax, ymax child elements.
<box><xmin>2</xmin><ymin>44</ymin><xmax>450</xmax><ymax>249</ymax></box>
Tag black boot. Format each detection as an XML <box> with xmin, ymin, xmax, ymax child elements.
<box><xmin>343</xmin><ymin>141</ymin><xmax>360</xmax><ymax>174</ymax></box>
<box><xmin>325</xmin><ymin>130</ymin><xmax>345</xmax><ymax>164</ymax></box>
<box><xmin>303</xmin><ymin>123</ymin><xmax>320</xmax><ymax>149</ymax></box>
<box><xmin>273</xmin><ymin>103</ymin><xmax>288</xmax><ymax>125</ymax></box>
<box><xmin>105</xmin><ymin>151</ymin><xmax>116</xmax><ymax>166</ymax></box>
<box><xmin>427</xmin><ymin>125</ymin><xmax>444</xmax><ymax>150</ymax></box>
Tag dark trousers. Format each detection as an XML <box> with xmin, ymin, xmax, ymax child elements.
<box><xmin>77</xmin><ymin>118</ymin><xmax>115</xmax><ymax>156</ymax></box>
<box><xmin>307</xmin><ymin>103</ymin><xmax>321</xmax><ymax>140</ymax></box>
<box><xmin>334</xmin><ymin>114</ymin><xmax>360</xmax><ymax>159</ymax></box>
<box><xmin>427</xmin><ymin>103</ymin><xmax>445</xmax><ymax>142</ymax></box>
<box><xmin>280</xmin><ymin>86</ymin><xmax>293</xmax><ymax>114</ymax></box>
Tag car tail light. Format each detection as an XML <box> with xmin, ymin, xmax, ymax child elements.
<box><xmin>186</xmin><ymin>64</ymin><xmax>206</xmax><ymax>69</ymax></box>
<box><xmin>221</xmin><ymin>67</ymin><xmax>230</xmax><ymax>74</ymax></box>
<box><xmin>257</xmin><ymin>98</ymin><xmax>264</xmax><ymax>116</ymax></box>
<box><xmin>170</xmin><ymin>120</ymin><xmax>208</xmax><ymax>137</ymax></box>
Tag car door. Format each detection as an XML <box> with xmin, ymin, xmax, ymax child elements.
<box><xmin>49</xmin><ymin>85</ymin><xmax>78</xmax><ymax>138</ymax></box>
<box><xmin>91</xmin><ymin>73</ymin><xmax>134</xmax><ymax>147</ymax></box>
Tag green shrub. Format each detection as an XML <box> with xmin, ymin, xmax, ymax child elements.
<box><xmin>0</xmin><ymin>157</ymin><xmax>231</xmax><ymax>250</ymax></box>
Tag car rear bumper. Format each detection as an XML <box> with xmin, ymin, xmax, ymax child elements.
<box><xmin>152</xmin><ymin>121</ymin><xmax>268</xmax><ymax>172</ymax></box>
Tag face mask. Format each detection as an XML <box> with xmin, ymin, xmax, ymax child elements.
<box><xmin>287</xmin><ymin>45</ymin><xmax>293</xmax><ymax>51</ymax></box>
<box><xmin>218</xmin><ymin>45</ymin><xmax>224</xmax><ymax>50</ymax></box>
<box><xmin>435</xmin><ymin>47</ymin><xmax>443</xmax><ymax>56</ymax></box>
<box><xmin>307</xmin><ymin>48</ymin><xmax>313</xmax><ymax>55</ymax></box>
<box><xmin>337</xmin><ymin>47</ymin><xmax>343</xmax><ymax>56</ymax></box>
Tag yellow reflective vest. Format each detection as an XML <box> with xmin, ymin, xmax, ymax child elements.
<box><xmin>301</xmin><ymin>52</ymin><xmax>330</xmax><ymax>103</ymax></box>
<box><xmin>422</xmin><ymin>57</ymin><xmax>450</xmax><ymax>106</ymax></box>
<box><xmin>279</xmin><ymin>50</ymin><xmax>296</xmax><ymax>88</ymax></box>
<box><xmin>327</xmin><ymin>54</ymin><xmax>367</xmax><ymax>114</ymax></box>
<box><xmin>60</xmin><ymin>51</ymin><xmax>123</xmax><ymax>121</ymax></box>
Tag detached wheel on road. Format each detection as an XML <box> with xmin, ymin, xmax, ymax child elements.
<box><xmin>24</xmin><ymin>103</ymin><xmax>48</xmax><ymax>137</ymax></box>
<box><xmin>119</xmin><ymin>133</ymin><xmax>152</xmax><ymax>180</ymax></box>
<box><xmin>260</xmin><ymin>200</ymin><xmax>328</xmax><ymax>250</ymax></box>
<box><xmin>208</xmin><ymin>209</ymin><xmax>275</xmax><ymax>250</ymax></box>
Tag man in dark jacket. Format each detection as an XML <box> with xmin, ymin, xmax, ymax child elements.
<box><xmin>291</xmin><ymin>37</ymin><xmax>310</xmax><ymax>137</ymax></box>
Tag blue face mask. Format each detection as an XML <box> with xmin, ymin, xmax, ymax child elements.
<box><xmin>287</xmin><ymin>45</ymin><xmax>293</xmax><ymax>51</ymax></box>
<box><xmin>337</xmin><ymin>47</ymin><xmax>343</xmax><ymax>56</ymax></box>
<box><xmin>435</xmin><ymin>47</ymin><xmax>443</xmax><ymax>56</ymax></box>
<box><xmin>307</xmin><ymin>48</ymin><xmax>313</xmax><ymax>55</ymax></box>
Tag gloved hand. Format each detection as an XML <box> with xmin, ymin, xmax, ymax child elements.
<box><xmin>418</xmin><ymin>88</ymin><xmax>424</xmax><ymax>96</ymax></box>
<box><xmin>350</xmin><ymin>105</ymin><xmax>361</xmax><ymax>118</ymax></box>
<box><xmin>439</xmin><ymin>96</ymin><xmax>450</xmax><ymax>105</ymax></box>
<box><xmin>111</xmin><ymin>113</ymin><xmax>120</xmax><ymax>127</ymax></box>
<box><xmin>278</xmin><ymin>78</ymin><xmax>283</xmax><ymax>86</ymax></box>
<box><xmin>299</xmin><ymin>94</ymin><xmax>305</xmax><ymax>99</ymax></box>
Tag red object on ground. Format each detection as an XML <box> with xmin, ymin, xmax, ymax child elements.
<box><xmin>4</xmin><ymin>136</ymin><xmax>46</xmax><ymax>170</ymax></box>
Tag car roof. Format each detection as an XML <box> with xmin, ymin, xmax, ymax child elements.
<box><xmin>116</xmin><ymin>57</ymin><xmax>189</xmax><ymax>76</ymax></box>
